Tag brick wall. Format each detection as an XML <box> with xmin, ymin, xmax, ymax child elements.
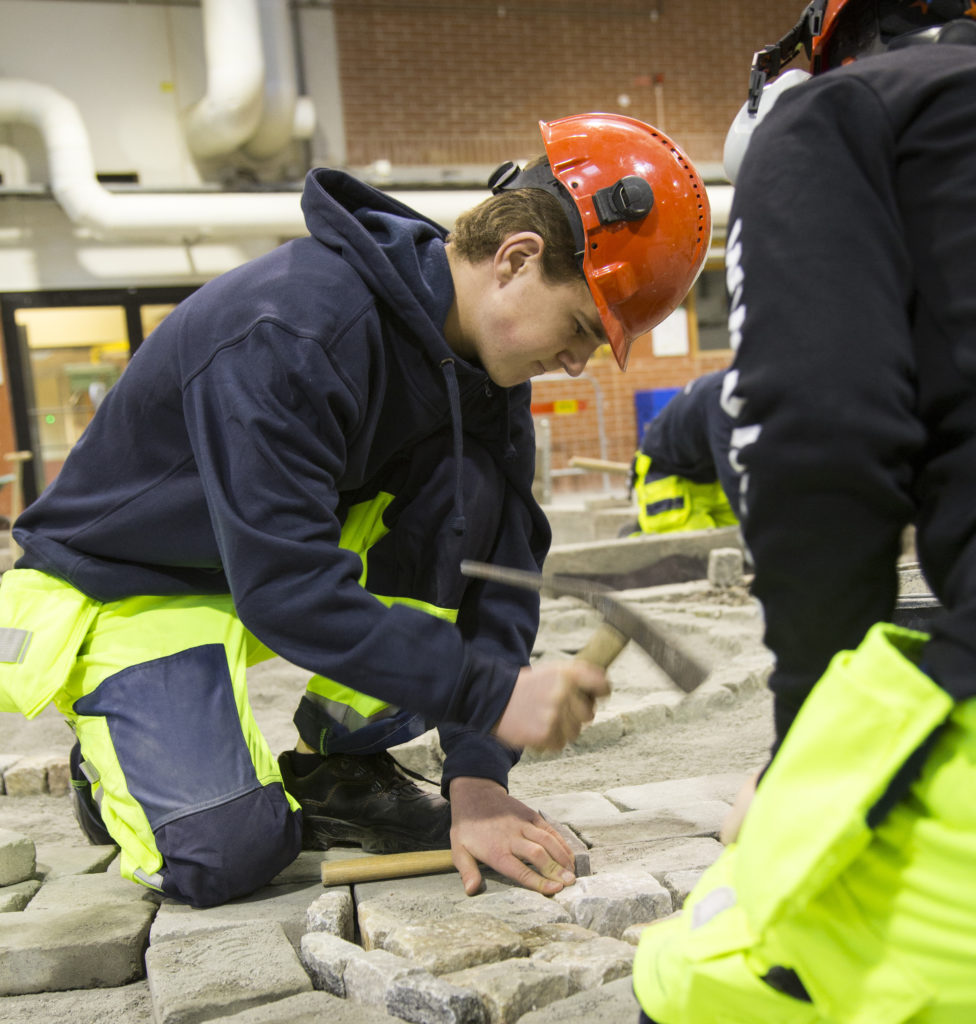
<box><xmin>333</xmin><ymin>0</ymin><xmax>801</xmax><ymax>491</ymax></box>
<box><xmin>333</xmin><ymin>0</ymin><xmax>801</xmax><ymax>167</ymax></box>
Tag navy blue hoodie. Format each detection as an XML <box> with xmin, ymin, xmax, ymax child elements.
<box><xmin>14</xmin><ymin>168</ymin><xmax>552</xmax><ymax>787</ymax></box>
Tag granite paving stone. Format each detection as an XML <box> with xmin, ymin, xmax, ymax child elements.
<box><xmin>25</xmin><ymin>869</ymin><xmax>161</xmax><ymax>912</ymax></box>
<box><xmin>552</xmin><ymin>870</ymin><xmax>672</xmax><ymax>938</ymax></box>
<box><xmin>661</xmin><ymin>868</ymin><xmax>706</xmax><ymax>909</ymax></box>
<box><xmin>518</xmin><ymin>921</ymin><xmax>600</xmax><ymax>953</ymax></box>
<box><xmin>515</xmin><ymin>976</ymin><xmax>641</xmax><ymax>1024</ymax></box>
<box><xmin>532</xmin><ymin>791</ymin><xmax>623</xmax><ymax>828</ymax></box>
<box><xmin>530</xmin><ymin>935</ymin><xmax>635</xmax><ymax>989</ymax></box>
<box><xmin>604</xmin><ymin>773</ymin><xmax>748</xmax><ymax>812</ymax></box>
<box><xmin>453</xmin><ymin>887</ymin><xmax>573</xmax><ymax>930</ymax></box>
<box><xmin>341</xmin><ymin>948</ymin><xmax>428</xmax><ymax>1010</ymax></box>
<box><xmin>575</xmin><ymin>801</ymin><xmax>731</xmax><ymax>848</ymax></box>
<box><xmin>0</xmin><ymin>901</ymin><xmax>156</xmax><ymax>995</ymax></box>
<box><xmin>150</xmin><ymin>880</ymin><xmax>321</xmax><ymax>949</ymax></box>
<box><xmin>3</xmin><ymin>754</ymin><xmax>51</xmax><ymax>796</ymax></box>
<box><xmin>145</xmin><ymin>921</ymin><xmax>312</xmax><ymax>1024</ymax></box>
<box><xmin>300</xmin><ymin>930</ymin><xmax>366</xmax><ymax>996</ymax></box>
<box><xmin>0</xmin><ymin>980</ymin><xmax>154</xmax><ymax>1024</ymax></box>
<box><xmin>33</xmin><ymin>841</ymin><xmax>119</xmax><ymax>880</ymax></box>
<box><xmin>382</xmin><ymin>911</ymin><xmax>527</xmax><ymax>975</ymax></box>
<box><xmin>443</xmin><ymin>958</ymin><xmax>570</xmax><ymax>1024</ymax></box>
<box><xmin>306</xmin><ymin>887</ymin><xmax>355</xmax><ymax>940</ymax></box>
<box><xmin>587</xmin><ymin>835</ymin><xmax>724</xmax><ymax>876</ymax></box>
<box><xmin>0</xmin><ymin>876</ymin><xmax>41</xmax><ymax>911</ymax></box>
<box><xmin>217</xmin><ymin>990</ymin><xmax>402</xmax><ymax>1023</ymax></box>
<box><xmin>385</xmin><ymin>970</ymin><xmax>489</xmax><ymax>1024</ymax></box>
<box><xmin>0</xmin><ymin>826</ymin><xmax>35</xmax><ymax>886</ymax></box>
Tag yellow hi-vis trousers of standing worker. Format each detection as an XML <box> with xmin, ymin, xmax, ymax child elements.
<box><xmin>633</xmin><ymin>622</ymin><xmax>976</xmax><ymax>1023</ymax></box>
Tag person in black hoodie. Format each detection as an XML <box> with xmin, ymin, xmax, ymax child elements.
<box><xmin>0</xmin><ymin>113</ymin><xmax>710</xmax><ymax>908</ymax></box>
<box><xmin>633</xmin><ymin>2</ymin><xmax>976</xmax><ymax>1021</ymax></box>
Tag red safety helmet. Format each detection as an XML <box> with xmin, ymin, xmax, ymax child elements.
<box><xmin>491</xmin><ymin>113</ymin><xmax>711</xmax><ymax>370</ymax></box>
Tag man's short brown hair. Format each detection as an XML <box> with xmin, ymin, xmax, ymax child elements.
<box><xmin>449</xmin><ymin>159</ymin><xmax>581</xmax><ymax>285</ymax></box>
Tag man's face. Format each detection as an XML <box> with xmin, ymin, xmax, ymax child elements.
<box><xmin>469</xmin><ymin>239</ymin><xmax>607</xmax><ymax>388</ymax></box>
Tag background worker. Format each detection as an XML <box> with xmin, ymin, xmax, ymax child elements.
<box><xmin>627</xmin><ymin>370</ymin><xmax>738</xmax><ymax>536</ymax></box>
<box><xmin>0</xmin><ymin>113</ymin><xmax>710</xmax><ymax>908</ymax></box>
<box><xmin>634</xmin><ymin>1</ymin><xmax>976</xmax><ymax>1021</ymax></box>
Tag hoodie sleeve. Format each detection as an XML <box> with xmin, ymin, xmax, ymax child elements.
<box><xmin>181</xmin><ymin>316</ymin><xmax>519</xmax><ymax>735</ymax></box>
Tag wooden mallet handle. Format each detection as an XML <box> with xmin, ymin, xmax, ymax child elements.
<box><xmin>321</xmin><ymin>848</ymin><xmax>455</xmax><ymax>887</ymax></box>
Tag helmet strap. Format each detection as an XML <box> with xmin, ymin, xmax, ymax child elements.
<box><xmin>488</xmin><ymin>161</ymin><xmax>587</xmax><ymax>269</ymax></box>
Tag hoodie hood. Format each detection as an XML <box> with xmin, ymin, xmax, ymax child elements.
<box><xmin>302</xmin><ymin>168</ymin><xmax>455</xmax><ymax>350</ymax></box>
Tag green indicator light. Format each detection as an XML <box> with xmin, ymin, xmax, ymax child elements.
<box><xmin>45</xmin><ymin>414</ymin><xmax>56</xmax><ymax>424</ymax></box>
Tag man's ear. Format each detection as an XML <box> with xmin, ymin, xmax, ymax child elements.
<box><xmin>493</xmin><ymin>232</ymin><xmax>544</xmax><ymax>283</ymax></box>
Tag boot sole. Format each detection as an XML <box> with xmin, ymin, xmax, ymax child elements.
<box><xmin>303</xmin><ymin>815</ymin><xmax>450</xmax><ymax>855</ymax></box>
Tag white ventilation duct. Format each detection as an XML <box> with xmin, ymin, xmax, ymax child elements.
<box><xmin>244</xmin><ymin>0</ymin><xmax>315</xmax><ymax>160</ymax></box>
<box><xmin>185</xmin><ymin>0</ymin><xmax>314</xmax><ymax>163</ymax></box>
<box><xmin>0</xmin><ymin>78</ymin><xmax>487</xmax><ymax>241</ymax></box>
<box><xmin>184</xmin><ymin>0</ymin><xmax>265</xmax><ymax>160</ymax></box>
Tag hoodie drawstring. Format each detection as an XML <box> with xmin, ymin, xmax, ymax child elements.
<box><xmin>439</xmin><ymin>358</ymin><xmax>467</xmax><ymax>535</ymax></box>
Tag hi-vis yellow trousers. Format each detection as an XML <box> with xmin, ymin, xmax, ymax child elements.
<box><xmin>633</xmin><ymin>623</ymin><xmax>976</xmax><ymax>1023</ymax></box>
<box><xmin>0</xmin><ymin>569</ymin><xmax>302</xmax><ymax>908</ymax></box>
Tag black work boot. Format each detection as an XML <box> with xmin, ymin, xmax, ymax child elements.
<box><xmin>277</xmin><ymin>749</ymin><xmax>451</xmax><ymax>854</ymax></box>
<box><xmin>68</xmin><ymin>741</ymin><xmax>116</xmax><ymax>847</ymax></box>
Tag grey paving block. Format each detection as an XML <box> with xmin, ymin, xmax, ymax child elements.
<box><xmin>708</xmin><ymin>547</ymin><xmax>744</xmax><ymax>588</ymax></box>
<box><xmin>661</xmin><ymin>868</ymin><xmax>705</xmax><ymax>909</ymax></box>
<box><xmin>0</xmin><ymin>877</ymin><xmax>41</xmax><ymax>912</ymax></box>
<box><xmin>0</xmin><ymin>827</ymin><xmax>35</xmax><ymax>886</ymax></box>
<box><xmin>519</xmin><ymin>922</ymin><xmax>599</xmax><ymax>953</ymax></box>
<box><xmin>44</xmin><ymin>753</ymin><xmax>70</xmax><ymax>796</ymax></box>
<box><xmin>382</xmin><ymin>911</ymin><xmax>526</xmax><ymax>975</ymax></box>
<box><xmin>0</xmin><ymin>754</ymin><xmax>22</xmax><ymax>795</ymax></box>
<box><xmin>145</xmin><ymin>921</ymin><xmax>312</xmax><ymax>1024</ymax></box>
<box><xmin>604</xmin><ymin>773</ymin><xmax>748</xmax><ymax>812</ymax></box>
<box><xmin>532</xmin><ymin>791</ymin><xmax>623</xmax><ymax>828</ymax></box>
<box><xmin>552</xmin><ymin>870</ymin><xmax>672</xmax><ymax>938</ymax></box>
<box><xmin>2</xmin><ymin>754</ymin><xmax>50</xmax><ymax>796</ymax></box>
<box><xmin>300</xmin><ymin>930</ymin><xmax>366</xmax><ymax>996</ymax></box>
<box><xmin>306</xmin><ymin>888</ymin><xmax>354</xmax><ymax>940</ymax></box>
<box><xmin>587</xmin><ymin>836</ymin><xmax>724</xmax><ymax>877</ymax></box>
<box><xmin>33</xmin><ymin>842</ymin><xmax>119</xmax><ymax>880</ymax></box>
<box><xmin>576</xmin><ymin>801</ymin><xmax>730</xmax><ymax>848</ymax></box>
<box><xmin>356</xmin><ymin>871</ymin><xmax>508</xmax><ymax>950</ymax></box>
<box><xmin>531</xmin><ymin>935</ymin><xmax>634</xmax><ymax>989</ymax></box>
<box><xmin>386</xmin><ymin>971</ymin><xmax>489</xmax><ymax>1024</ymax></box>
<box><xmin>25</xmin><ymin>870</ymin><xmax>159</xmax><ymax>912</ymax></box>
<box><xmin>150</xmin><ymin>880</ymin><xmax>321</xmax><ymax>949</ymax></box>
<box><xmin>343</xmin><ymin>948</ymin><xmax>427</xmax><ymax>1009</ymax></box>
<box><xmin>516</xmin><ymin>976</ymin><xmax>640</xmax><ymax>1024</ymax></box>
<box><xmin>0</xmin><ymin>980</ymin><xmax>153</xmax><ymax>1024</ymax></box>
<box><xmin>454</xmin><ymin>887</ymin><xmax>572</xmax><ymax>930</ymax></box>
<box><xmin>271</xmin><ymin>848</ymin><xmax>356</xmax><ymax>886</ymax></box>
<box><xmin>444</xmin><ymin>958</ymin><xmax>567</xmax><ymax>1024</ymax></box>
<box><xmin>218</xmin><ymin>990</ymin><xmax>401</xmax><ymax>1023</ymax></box>
<box><xmin>0</xmin><ymin>901</ymin><xmax>156</xmax><ymax>995</ymax></box>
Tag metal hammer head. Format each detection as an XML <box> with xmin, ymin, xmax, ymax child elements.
<box><xmin>459</xmin><ymin>560</ymin><xmax>710</xmax><ymax>692</ymax></box>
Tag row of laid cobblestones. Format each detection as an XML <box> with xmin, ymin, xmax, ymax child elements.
<box><xmin>0</xmin><ymin>770</ymin><xmax>744</xmax><ymax>1024</ymax></box>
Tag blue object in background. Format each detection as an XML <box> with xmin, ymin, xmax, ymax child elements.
<box><xmin>634</xmin><ymin>387</ymin><xmax>681</xmax><ymax>445</ymax></box>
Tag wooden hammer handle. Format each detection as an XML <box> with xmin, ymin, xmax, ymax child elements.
<box><xmin>576</xmin><ymin>621</ymin><xmax>629</xmax><ymax>669</ymax></box>
<box><xmin>321</xmin><ymin>848</ymin><xmax>455</xmax><ymax>887</ymax></box>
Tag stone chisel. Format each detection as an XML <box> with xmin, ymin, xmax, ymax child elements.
<box><xmin>459</xmin><ymin>559</ymin><xmax>711</xmax><ymax>692</ymax></box>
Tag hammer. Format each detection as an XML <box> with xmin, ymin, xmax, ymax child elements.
<box><xmin>459</xmin><ymin>560</ymin><xmax>711</xmax><ymax>691</ymax></box>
